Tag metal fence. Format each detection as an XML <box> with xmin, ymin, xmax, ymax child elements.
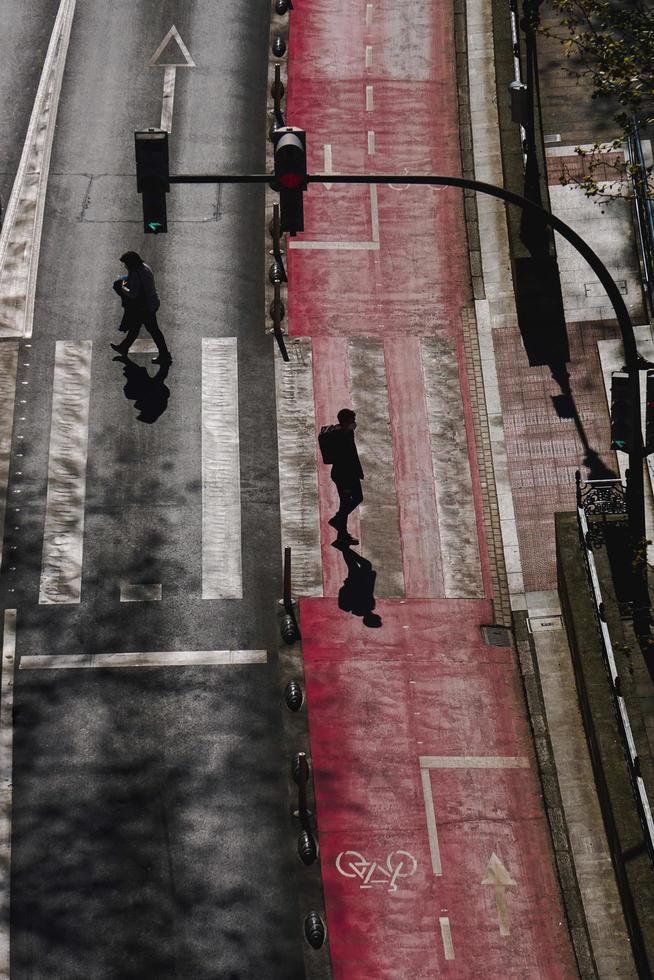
<box><xmin>575</xmin><ymin>473</ymin><xmax>654</xmax><ymax>867</ymax></box>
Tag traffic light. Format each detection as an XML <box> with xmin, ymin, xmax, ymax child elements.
<box><xmin>135</xmin><ymin>129</ymin><xmax>169</xmax><ymax>234</ymax></box>
<box><xmin>610</xmin><ymin>371</ymin><xmax>637</xmax><ymax>453</ymax></box>
<box><xmin>271</xmin><ymin>127</ymin><xmax>307</xmax><ymax>235</ymax></box>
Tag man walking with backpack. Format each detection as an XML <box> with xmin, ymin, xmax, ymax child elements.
<box><xmin>319</xmin><ymin>408</ymin><xmax>364</xmax><ymax>545</ymax></box>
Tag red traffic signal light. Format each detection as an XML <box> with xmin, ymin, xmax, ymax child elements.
<box><xmin>272</xmin><ymin>127</ymin><xmax>307</xmax><ymax>192</ymax></box>
<box><xmin>271</xmin><ymin>127</ymin><xmax>307</xmax><ymax>236</ymax></box>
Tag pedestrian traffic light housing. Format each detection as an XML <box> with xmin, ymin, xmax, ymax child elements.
<box><xmin>610</xmin><ymin>371</ymin><xmax>636</xmax><ymax>453</ymax></box>
<box><xmin>135</xmin><ymin>129</ymin><xmax>170</xmax><ymax>234</ymax></box>
<box><xmin>271</xmin><ymin>126</ymin><xmax>307</xmax><ymax>235</ymax></box>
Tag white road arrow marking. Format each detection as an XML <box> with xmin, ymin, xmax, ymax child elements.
<box><xmin>149</xmin><ymin>26</ymin><xmax>196</xmax><ymax>133</ymax></box>
<box><xmin>482</xmin><ymin>852</ymin><xmax>516</xmax><ymax>936</ymax></box>
<box><xmin>323</xmin><ymin>144</ymin><xmax>333</xmax><ymax>190</ymax></box>
<box><xmin>0</xmin><ymin>0</ymin><xmax>77</xmax><ymax>339</ymax></box>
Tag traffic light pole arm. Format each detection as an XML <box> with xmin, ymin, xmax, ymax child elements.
<box><xmin>170</xmin><ymin>171</ymin><xmax>638</xmax><ymax>364</ymax></box>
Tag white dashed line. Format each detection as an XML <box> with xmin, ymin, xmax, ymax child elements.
<box><xmin>365</xmin><ymin>45</ymin><xmax>373</xmax><ymax>68</ymax></box>
<box><xmin>366</xmin><ymin>85</ymin><xmax>374</xmax><ymax>111</ymax></box>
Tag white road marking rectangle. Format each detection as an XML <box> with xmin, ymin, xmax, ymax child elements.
<box><xmin>39</xmin><ymin>341</ymin><xmax>92</xmax><ymax>604</ymax></box>
<box><xmin>0</xmin><ymin>610</ymin><xmax>15</xmax><ymax>979</ymax></box>
<box><xmin>420</xmin><ymin>756</ymin><xmax>529</xmax><ymax>769</ymax></box>
<box><xmin>421</xmin><ymin>337</ymin><xmax>484</xmax><ymax>598</ymax></box>
<box><xmin>367</xmin><ymin>131</ymin><xmax>375</xmax><ymax>155</ymax></box>
<box><xmin>439</xmin><ymin>917</ymin><xmax>455</xmax><ymax>960</ymax></box>
<box><xmin>274</xmin><ymin>339</ymin><xmax>323</xmax><ymax>596</ymax></box>
<box><xmin>420</xmin><ymin>767</ymin><xmax>442</xmax><ymax>875</ymax></box>
<box><xmin>202</xmin><ymin>338</ymin><xmax>242</xmax><ymax>598</ymax></box>
<box><xmin>160</xmin><ymin>65</ymin><xmax>176</xmax><ymax>132</ymax></box>
<box><xmin>19</xmin><ymin>650</ymin><xmax>267</xmax><ymax>670</ymax></box>
<box><xmin>366</xmin><ymin>85</ymin><xmax>374</xmax><ymax>111</ymax></box>
<box><xmin>365</xmin><ymin>45</ymin><xmax>373</xmax><ymax>68</ymax></box>
<box><xmin>366</xmin><ymin>3</ymin><xmax>373</xmax><ymax>27</ymax></box>
<box><xmin>119</xmin><ymin>583</ymin><xmax>162</xmax><ymax>602</ymax></box>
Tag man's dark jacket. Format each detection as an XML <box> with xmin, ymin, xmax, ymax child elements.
<box><xmin>330</xmin><ymin>428</ymin><xmax>364</xmax><ymax>485</ymax></box>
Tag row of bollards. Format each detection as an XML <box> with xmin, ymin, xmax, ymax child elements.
<box><xmin>269</xmin><ymin>1</ymin><xmax>327</xmax><ymax>959</ymax></box>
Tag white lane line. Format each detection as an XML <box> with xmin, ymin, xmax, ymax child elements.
<box><xmin>365</xmin><ymin>45</ymin><xmax>373</xmax><ymax>68</ymax></box>
<box><xmin>290</xmin><ymin>240</ymin><xmax>380</xmax><ymax>251</ymax></box>
<box><xmin>0</xmin><ymin>0</ymin><xmax>77</xmax><ymax>338</ymax></box>
<box><xmin>420</xmin><ymin>767</ymin><xmax>442</xmax><ymax>875</ymax></box>
<box><xmin>421</xmin><ymin>337</ymin><xmax>484</xmax><ymax>598</ymax></box>
<box><xmin>367</xmin><ymin>131</ymin><xmax>375</xmax><ymax>155</ymax></box>
<box><xmin>439</xmin><ymin>917</ymin><xmax>455</xmax><ymax>960</ymax></box>
<box><xmin>39</xmin><ymin>341</ymin><xmax>92</xmax><ymax>604</ymax></box>
<box><xmin>0</xmin><ymin>344</ymin><xmax>19</xmax><ymax>569</ymax></box>
<box><xmin>19</xmin><ymin>650</ymin><xmax>267</xmax><ymax>670</ymax></box>
<box><xmin>291</xmin><ymin>179</ymin><xmax>380</xmax><ymax>251</ymax></box>
<box><xmin>370</xmin><ymin>184</ymin><xmax>379</xmax><ymax>241</ymax></box>
<box><xmin>274</xmin><ymin>339</ymin><xmax>323</xmax><ymax>596</ymax></box>
<box><xmin>119</xmin><ymin>583</ymin><xmax>162</xmax><ymax>602</ymax></box>
<box><xmin>202</xmin><ymin>338</ymin><xmax>242</xmax><ymax>599</ymax></box>
<box><xmin>323</xmin><ymin>143</ymin><xmax>333</xmax><ymax>190</ymax></box>
<box><xmin>160</xmin><ymin>65</ymin><xmax>177</xmax><ymax>132</ymax></box>
<box><xmin>366</xmin><ymin>85</ymin><xmax>374</xmax><ymax>111</ymax></box>
<box><xmin>420</xmin><ymin>756</ymin><xmax>529</xmax><ymax>769</ymax></box>
<box><xmin>0</xmin><ymin>610</ymin><xmax>16</xmax><ymax>980</ymax></box>
<box><xmin>419</xmin><ymin>755</ymin><xmax>530</xmax><ymax>877</ymax></box>
<box><xmin>366</xmin><ymin>3</ymin><xmax>374</xmax><ymax>26</ymax></box>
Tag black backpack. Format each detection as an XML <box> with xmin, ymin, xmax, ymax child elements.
<box><xmin>318</xmin><ymin>425</ymin><xmax>341</xmax><ymax>464</ymax></box>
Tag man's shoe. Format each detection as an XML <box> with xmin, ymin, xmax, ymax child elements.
<box><xmin>110</xmin><ymin>343</ymin><xmax>127</xmax><ymax>355</ymax></box>
<box><xmin>152</xmin><ymin>354</ymin><xmax>172</xmax><ymax>365</ymax></box>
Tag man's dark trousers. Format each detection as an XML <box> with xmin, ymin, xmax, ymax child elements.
<box><xmin>333</xmin><ymin>479</ymin><xmax>363</xmax><ymax>533</ymax></box>
<box><xmin>119</xmin><ymin>309</ymin><xmax>170</xmax><ymax>359</ymax></box>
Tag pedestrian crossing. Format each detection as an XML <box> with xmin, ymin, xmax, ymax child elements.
<box><xmin>0</xmin><ymin>335</ymin><xmax>485</xmax><ymax>604</ymax></box>
<box><xmin>39</xmin><ymin>341</ymin><xmax>92</xmax><ymax>604</ymax></box>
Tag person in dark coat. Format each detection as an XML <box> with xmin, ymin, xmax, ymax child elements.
<box><xmin>110</xmin><ymin>251</ymin><xmax>171</xmax><ymax>364</ymax></box>
<box><xmin>327</xmin><ymin>408</ymin><xmax>364</xmax><ymax>545</ymax></box>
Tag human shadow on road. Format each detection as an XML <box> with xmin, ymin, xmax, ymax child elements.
<box><xmin>332</xmin><ymin>542</ymin><xmax>382</xmax><ymax>628</ymax></box>
<box><xmin>113</xmin><ymin>353</ymin><xmax>171</xmax><ymax>424</ymax></box>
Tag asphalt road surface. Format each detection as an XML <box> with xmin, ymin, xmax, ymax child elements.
<box><xmin>0</xmin><ymin>1</ymin><xmax>304</xmax><ymax>977</ymax></box>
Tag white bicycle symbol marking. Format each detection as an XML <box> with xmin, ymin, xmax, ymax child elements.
<box><xmin>335</xmin><ymin>849</ymin><xmax>418</xmax><ymax>892</ymax></box>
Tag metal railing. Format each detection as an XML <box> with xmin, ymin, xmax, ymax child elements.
<box><xmin>626</xmin><ymin>119</ymin><xmax>654</xmax><ymax>319</ymax></box>
<box><xmin>575</xmin><ymin>473</ymin><xmax>654</xmax><ymax>867</ymax></box>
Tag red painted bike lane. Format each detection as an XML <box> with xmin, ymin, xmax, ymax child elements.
<box><xmin>285</xmin><ymin>1</ymin><xmax>578</xmax><ymax>975</ymax></box>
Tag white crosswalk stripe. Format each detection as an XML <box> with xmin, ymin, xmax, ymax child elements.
<box><xmin>275</xmin><ymin>338</ymin><xmax>323</xmax><ymax>596</ymax></box>
<box><xmin>201</xmin><ymin>337</ymin><xmax>243</xmax><ymax>599</ymax></box>
<box><xmin>39</xmin><ymin>341</ymin><xmax>92</xmax><ymax>604</ymax></box>
<box><xmin>421</xmin><ymin>336</ymin><xmax>484</xmax><ymax>597</ymax></box>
